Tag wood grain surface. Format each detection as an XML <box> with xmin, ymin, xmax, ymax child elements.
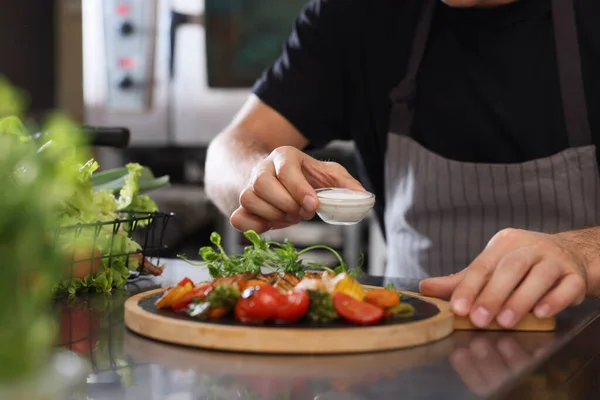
<box><xmin>124</xmin><ymin>286</ymin><xmax>556</xmax><ymax>355</ymax></box>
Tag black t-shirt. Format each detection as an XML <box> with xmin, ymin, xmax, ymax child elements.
<box><xmin>252</xmin><ymin>0</ymin><xmax>600</xmax><ymax>228</ymax></box>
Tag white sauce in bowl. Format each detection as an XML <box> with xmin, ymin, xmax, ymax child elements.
<box><xmin>315</xmin><ymin>188</ymin><xmax>375</xmax><ymax>225</ymax></box>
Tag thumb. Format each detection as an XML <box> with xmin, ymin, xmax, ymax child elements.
<box><xmin>419</xmin><ymin>270</ymin><xmax>467</xmax><ymax>300</ymax></box>
<box><xmin>303</xmin><ymin>159</ymin><xmax>366</xmax><ymax>192</ymax></box>
<box><xmin>324</xmin><ymin>161</ymin><xmax>365</xmax><ymax>192</ymax></box>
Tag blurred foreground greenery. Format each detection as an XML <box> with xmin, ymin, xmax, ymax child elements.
<box><xmin>0</xmin><ymin>76</ymin><xmax>88</xmax><ymax>384</ymax></box>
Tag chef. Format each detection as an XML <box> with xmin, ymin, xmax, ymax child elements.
<box><xmin>204</xmin><ymin>0</ymin><xmax>600</xmax><ymax>329</ymax></box>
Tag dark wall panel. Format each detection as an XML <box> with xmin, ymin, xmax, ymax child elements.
<box><xmin>0</xmin><ymin>0</ymin><xmax>56</xmax><ymax>116</ymax></box>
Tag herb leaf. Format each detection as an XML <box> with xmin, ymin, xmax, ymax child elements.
<box><xmin>210</xmin><ymin>232</ymin><xmax>221</xmax><ymax>246</ymax></box>
<box><xmin>181</xmin><ymin>230</ymin><xmax>366</xmax><ymax>279</ymax></box>
<box><xmin>306</xmin><ymin>290</ymin><xmax>338</xmax><ymax>322</ymax></box>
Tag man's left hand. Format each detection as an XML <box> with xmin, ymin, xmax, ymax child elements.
<box><xmin>420</xmin><ymin>228</ymin><xmax>594</xmax><ymax>329</ymax></box>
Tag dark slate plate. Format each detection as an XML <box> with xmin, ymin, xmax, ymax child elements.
<box><xmin>139</xmin><ymin>292</ymin><xmax>440</xmax><ymax>329</ymax></box>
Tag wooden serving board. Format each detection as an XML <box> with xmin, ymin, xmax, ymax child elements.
<box><xmin>124</xmin><ymin>287</ymin><xmax>555</xmax><ymax>355</ymax></box>
<box><xmin>362</xmin><ymin>285</ymin><xmax>557</xmax><ymax>333</ymax></box>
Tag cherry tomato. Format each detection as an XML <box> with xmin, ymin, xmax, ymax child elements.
<box><xmin>274</xmin><ymin>289</ymin><xmax>310</xmax><ymax>323</ymax></box>
<box><xmin>177</xmin><ymin>277</ymin><xmax>194</xmax><ymax>287</ymax></box>
<box><xmin>171</xmin><ymin>283</ymin><xmax>213</xmax><ymax>311</ymax></box>
<box><xmin>333</xmin><ymin>292</ymin><xmax>384</xmax><ymax>325</ymax></box>
<box><xmin>234</xmin><ymin>284</ymin><xmax>284</xmax><ymax>323</ymax></box>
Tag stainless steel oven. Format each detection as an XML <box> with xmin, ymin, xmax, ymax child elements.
<box><xmin>82</xmin><ymin>0</ymin><xmax>307</xmax><ymax>150</ymax></box>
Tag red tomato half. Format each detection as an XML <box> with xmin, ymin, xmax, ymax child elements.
<box><xmin>274</xmin><ymin>289</ymin><xmax>310</xmax><ymax>323</ymax></box>
<box><xmin>177</xmin><ymin>277</ymin><xmax>194</xmax><ymax>287</ymax></box>
<box><xmin>234</xmin><ymin>284</ymin><xmax>285</xmax><ymax>323</ymax></box>
<box><xmin>171</xmin><ymin>283</ymin><xmax>213</xmax><ymax>311</ymax></box>
<box><xmin>333</xmin><ymin>292</ymin><xmax>384</xmax><ymax>325</ymax></box>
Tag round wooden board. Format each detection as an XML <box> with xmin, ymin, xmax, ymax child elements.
<box><xmin>124</xmin><ymin>288</ymin><xmax>454</xmax><ymax>354</ymax></box>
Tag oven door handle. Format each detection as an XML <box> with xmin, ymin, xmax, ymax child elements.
<box><xmin>32</xmin><ymin>126</ymin><xmax>131</xmax><ymax>148</ymax></box>
<box><xmin>81</xmin><ymin>126</ymin><xmax>131</xmax><ymax>148</ymax></box>
<box><xmin>169</xmin><ymin>11</ymin><xmax>204</xmax><ymax>79</ymax></box>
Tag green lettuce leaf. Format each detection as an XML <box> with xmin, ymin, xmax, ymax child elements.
<box><xmin>117</xmin><ymin>163</ymin><xmax>143</xmax><ymax>210</ymax></box>
<box><xmin>92</xmin><ymin>190</ymin><xmax>119</xmax><ymax>222</ymax></box>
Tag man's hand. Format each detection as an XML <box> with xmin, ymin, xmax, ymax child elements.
<box><xmin>230</xmin><ymin>146</ymin><xmax>364</xmax><ymax>233</ymax></box>
<box><xmin>420</xmin><ymin>228</ymin><xmax>598</xmax><ymax>329</ymax></box>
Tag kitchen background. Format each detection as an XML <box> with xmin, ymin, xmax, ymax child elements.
<box><xmin>1</xmin><ymin>0</ymin><xmax>386</xmax><ymax>276</ymax></box>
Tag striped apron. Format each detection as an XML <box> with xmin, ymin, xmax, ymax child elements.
<box><xmin>384</xmin><ymin>0</ymin><xmax>597</xmax><ymax>278</ymax></box>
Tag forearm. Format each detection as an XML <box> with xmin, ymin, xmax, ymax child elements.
<box><xmin>556</xmin><ymin>227</ymin><xmax>600</xmax><ymax>297</ymax></box>
<box><xmin>204</xmin><ymin>130</ymin><xmax>271</xmax><ymax>217</ymax></box>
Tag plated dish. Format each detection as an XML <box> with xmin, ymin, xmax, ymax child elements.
<box><xmin>124</xmin><ymin>230</ymin><xmax>454</xmax><ymax>354</ymax></box>
<box><xmin>154</xmin><ymin>272</ymin><xmax>415</xmax><ymax>326</ymax></box>
<box><xmin>157</xmin><ymin>230</ymin><xmax>414</xmax><ymax>326</ymax></box>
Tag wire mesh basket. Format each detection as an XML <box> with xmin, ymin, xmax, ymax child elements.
<box><xmin>57</xmin><ymin>211</ymin><xmax>174</xmax><ymax>286</ymax></box>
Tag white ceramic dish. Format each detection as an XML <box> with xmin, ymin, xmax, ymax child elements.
<box><xmin>315</xmin><ymin>188</ymin><xmax>375</xmax><ymax>225</ymax></box>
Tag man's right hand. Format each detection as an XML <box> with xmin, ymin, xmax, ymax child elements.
<box><xmin>230</xmin><ymin>145</ymin><xmax>364</xmax><ymax>233</ymax></box>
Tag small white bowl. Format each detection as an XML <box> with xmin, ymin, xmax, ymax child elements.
<box><xmin>315</xmin><ymin>188</ymin><xmax>376</xmax><ymax>225</ymax></box>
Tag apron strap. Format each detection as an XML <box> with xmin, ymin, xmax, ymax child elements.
<box><xmin>552</xmin><ymin>0</ymin><xmax>593</xmax><ymax>147</ymax></box>
<box><xmin>388</xmin><ymin>0</ymin><xmax>436</xmax><ymax>133</ymax></box>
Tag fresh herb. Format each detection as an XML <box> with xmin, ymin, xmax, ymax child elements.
<box><xmin>306</xmin><ymin>290</ymin><xmax>338</xmax><ymax>323</ymax></box>
<box><xmin>181</xmin><ymin>230</ymin><xmax>364</xmax><ymax>279</ymax></box>
<box><xmin>186</xmin><ymin>283</ymin><xmax>241</xmax><ymax>319</ymax></box>
<box><xmin>205</xmin><ymin>284</ymin><xmax>241</xmax><ymax>310</ymax></box>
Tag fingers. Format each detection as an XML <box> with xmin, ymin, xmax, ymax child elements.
<box><xmin>250</xmin><ymin>159</ymin><xmax>306</xmax><ymax>217</ymax></box>
<box><xmin>450</xmin><ymin>229</ymin><xmax>527</xmax><ymax>318</ymax></box>
<box><xmin>428</xmin><ymin>228</ymin><xmax>585</xmax><ymax>330</ymax></box>
<box><xmin>469</xmin><ymin>249</ymin><xmax>542</xmax><ymax>328</ymax></box>
<box><xmin>322</xmin><ymin>161</ymin><xmax>366</xmax><ymax>191</ymax></box>
<box><xmin>533</xmin><ymin>273</ymin><xmax>586</xmax><ymax>319</ymax></box>
<box><xmin>230</xmin><ymin>207</ymin><xmax>296</xmax><ymax>233</ymax></box>
<box><xmin>230</xmin><ymin>207</ymin><xmax>271</xmax><ymax>233</ymax></box>
<box><xmin>239</xmin><ymin>186</ymin><xmax>287</xmax><ymax>222</ymax></box>
<box><xmin>419</xmin><ymin>270</ymin><xmax>466</xmax><ymax>300</ymax></box>
<box><xmin>494</xmin><ymin>260</ymin><xmax>561</xmax><ymax>328</ymax></box>
<box><xmin>302</xmin><ymin>159</ymin><xmax>365</xmax><ymax>192</ymax></box>
<box><xmin>271</xmin><ymin>148</ymin><xmax>320</xmax><ymax>217</ymax></box>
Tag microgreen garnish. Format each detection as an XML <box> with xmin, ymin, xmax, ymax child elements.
<box><xmin>179</xmin><ymin>230</ymin><xmax>364</xmax><ymax>279</ymax></box>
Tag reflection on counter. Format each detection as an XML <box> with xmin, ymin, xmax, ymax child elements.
<box><xmin>47</xmin><ymin>260</ymin><xmax>600</xmax><ymax>400</ymax></box>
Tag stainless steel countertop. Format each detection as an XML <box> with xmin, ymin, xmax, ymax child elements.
<box><xmin>55</xmin><ymin>259</ymin><xmax>600</xmax><ymax>400</ymax></box>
